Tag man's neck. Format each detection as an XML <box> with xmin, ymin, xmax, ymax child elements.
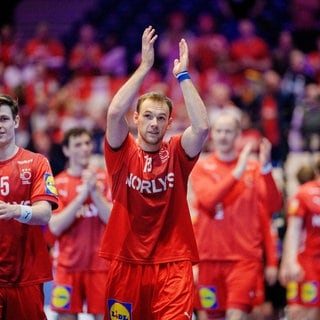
<box><xmin>0</xmin><ymin>143</ymin><xmax>18</xmax><ymax>161</ymax></box>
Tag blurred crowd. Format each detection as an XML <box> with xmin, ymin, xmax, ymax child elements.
<box><xmin>0</xmin><ymin>1</ymin><xmax>320</xmax><ymax>179</ymax></box>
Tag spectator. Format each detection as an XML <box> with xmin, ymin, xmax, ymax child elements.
<box><xmin>289</xmin><ymin>83</ymin><xmax>320</xmax><ymax>152</ymax></box>
<box><xmin>190</xmin><ymin>12</ymin><xmax>229</xmax><ymax>74</ymax></box>
<box><xmin>227</xmin><ymin>19</ymin><xmax>272</xmax><ymax>93</ymax></box>
<box><xmin>272</xmin><ymin>30</ymin><xmax>296</xmax><ymax>77</ymax></box>
<box><xmin>0</xmin><ymin>24</ymin><xmax>21</xmax><ymax>67</ymax></box>
<box><xmin>100</xmin><ymin>32</ymin><xmax>127</xmax><ymax>78</ymax></box>
<box><xmin>68</xmin><ymin>23</ymin><xmax>103</xmax><ymax>77</ymax></box>
<box><xmin>258</xmin><ymin>70</ymin><xmax>287</xmax><ymax>164</ymax></box>
<box><xmin>157</xmin><ymin>10</ymin><xmax>195</xmax><ymax>79</ymax></box>
<box><xmin>281</xmin><ymin>49</ymin><xmax>315</xmax><ymax>107</ymax></box>
<box><xmin>307</xmin><ymin>35</ymin><xmax>320</xmax><ymax>84</ymax></box>
<box><xmin>289</xmin><ymin>0</ymin><xmax>320</xmax><ymax>53</ymax></box>
<box><xmin>23</xmin><ymin>21</ymin><xmax>66</xmax><ymax>80</ymax></box>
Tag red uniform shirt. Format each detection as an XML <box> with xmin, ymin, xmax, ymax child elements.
<box><xmin>191</xmin><ymin>153</ymin><xmax>282</xmax><ymax>261</ymax></box>
<box><xmin>0</xmin><ymin>148</ymin><xmax>58</xmax><ymax>287</ymax></box>
<box><xmin>53</xmin><ymin>169</ymin><xmax>110</xmax><ymax>271</ymax></box>
<box><xmin>287</xmin><ymin>180</ymin><xmax>320</xmax><ymax>259</ymax></box>
<box><xmin>100</xmin><ymin>134</ymin><xmax>199</xmax><ymax>264</ymax></box>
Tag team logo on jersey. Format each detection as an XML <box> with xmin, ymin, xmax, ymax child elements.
<box><xmin>301</xmin><ymin>281</ymin><xmax>318</xmax><ymax>303</ymax></box>
<box><xmin>51</xmin><ymin>285</ymin><xmax>72</xmax><ymax>310</ymax></box>
<box><xmin>199</xmin><ymin>286</ymin><xmax>218</xmax><ymax>309</ymax></box>
<box><xmin>45</xmin><ymin>173</ymin><xmax>58</xmax><ymax>195</ymax></box>
<box><xmin>20</xmin><ymin>168</ymin><xmax>32</xmax><ymax>185</ymax></box>
<box><xmin>159</xmin><ymin>148</ymin><xmax>169</xmax><ymax>163</ymax></box>
<box><xmin>287</xmin><ymin>281</ymin><xmax>298</xmax><ymax>302</ymax></box>
<box><xmin>108</xmin><ymin>299</ymin><xmax>132</xmax><ymax>320</ymax></box>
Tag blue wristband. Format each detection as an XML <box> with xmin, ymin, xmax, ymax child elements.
<box><xmin>176</xmin><ymin>71</ymin><xmax>191</xmax><ymax>83</ymax></box>
<box><xmin>261</xmin><ymin>163</ymin><xmax>273</xmax><ymax>175</ymax></box>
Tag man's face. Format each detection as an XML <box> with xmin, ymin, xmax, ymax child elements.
<box><xmin>212</xmin><ymin>115</ymin><xmax>239</xmax><ymax>154</ymax></box>
<box><xmin>0</xmin><ymin>105</ymin><xmax>18</xmax><ymax>148</ymax></box>
<box><xmin>134</xmin><ymin>98</ymin><xmax>172</xmax><ymax>151</ymax></box>
<box><xmin>63</xmin><ymin>133</ymin><xmax>93</xmax><ymax>167</ymax></box>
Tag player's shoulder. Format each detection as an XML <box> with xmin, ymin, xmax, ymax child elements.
<box><xmin>18</xmin><ymin>147</ymin><xmax>47</xmax><ymax>163</ymax></box>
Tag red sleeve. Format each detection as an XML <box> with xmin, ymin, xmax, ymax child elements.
<box><xmin>191</xmin><ymin>159</ymin><xmax>237</xmax><ymax>214</ymax></box>
<box><xmin>260</xmin><ymin>172</ymin><xmax>283</xmax><ymax>214</ymax></box>
<box><xmin>260</xmin><ymin>205</ymin><xmax>279</xmax><ymax>266</ymax></box>
<box><xmin>31</xmin><ymin>154</ymin><xmax>59</xmax><ymax>209</ymax></box>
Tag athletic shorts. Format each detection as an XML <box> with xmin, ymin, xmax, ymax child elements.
<box><xmin>194</xmin><ymin>260</ymin><xmax>261</xmax><ymax>315</ymax></box>
<box><xmin>252</xmin><ymin>264</ymin><xmax>265</xmax><ymax>307</ymax></box>
<box><xmin>286</xmin><ymin>255</ymin><xmax>320</xmax><ymax>307</ymax></box>
<box><xmin>105</xmin><ymin>260</ymin><xmax>194</xmax><ymax>320</ymax></box>
<box><xmin>0</xmin><ymin>284</ymin><xmax>46</xmax><ymax>320</ymax></box>
<box><xmin>51</xmin><ymin>266</ymin><xmax>108</xmax><ymax>314</ymax></box>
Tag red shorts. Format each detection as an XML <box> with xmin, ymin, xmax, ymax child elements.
<box><xmin>105</xmin><ymin>260</ymin><xmax>194</xmax><ymax>320</ymax></box>
<box><xmin>286</xmin><ymin>255</ymin><xmax>320</xmax><ymax>307</ymax></box>
<box><xmin>0</xmin><ymin>284</ymin><xmax>46</xmax><ymax>320</ymax></box>
<box><xmin>50</xmin><ymin>266</ymin><xmax>108</xmax><ymax>314</ymax></box>
<box><xmin>252</xmin><ymin>264</ymin><xmax>265</xmax><ymax>306</ymax></box>
<box><xmin>194</xmin><ymin>260</ymin><xmax>261</xmax><ymax>315</ymax></box>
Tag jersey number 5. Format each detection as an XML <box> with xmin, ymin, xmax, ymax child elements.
<box><xmin>0</xmin><ymin>176</ymin><xmax>9</xmax><ymax>196</ymax></box>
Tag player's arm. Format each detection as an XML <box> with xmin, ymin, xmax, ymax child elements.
<box><xmin>49</xmin><ymin>186</ymin><xmax>88</xmax><ymax>236</ymax></box>
<box><xmin>174</xmin><ymin>39</ymin><xmax>209</xmax><ymax>158</ymax></box>
<box><xmin>106</xmin><ymin>26</ymin><xmax>158</xmax><ymax>149</ymax></box>
<box><xmin>84</xmin><ymin>168</ymin><xmax>112</xmax><ymax>224</ymax></box>
<box><xmin>0</xmin><ymin>200</ymin><xmax>52</xmax><ymax>225</ymax></box>
<box><xmin>279</xmin><ymin>215</ymin><xmax>304</xmax><ymax>285</ymax></box>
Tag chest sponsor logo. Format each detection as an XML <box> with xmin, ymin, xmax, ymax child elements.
<box><xmin>126</xmin><ymin>172</ymin><xmax>175</xmax><ymax>194</ymax></box>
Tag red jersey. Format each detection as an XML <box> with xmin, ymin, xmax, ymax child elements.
<box><xmin>260</xmin><ymin>204</ymin><xmax>279</xmax><ymax>267</ymax></box>
<box><xmin>191</xmin><ymin>153</ymin><xmax>282</xmax><ymax>261</ymax></box>
<box><xmin>287</xmin><ymin>180</ymin><xmax>320</xmax><ymax>259</ymax></box>
<box><xmin>53</xmin><ymin>169</ymin><xmax>110</xmax><ymax>271</ymax></box>
<box><xmin>0</xmin><ymin>148</ymin><xmax>58</xmax><ymax>287</ymax></box>
<box><xmin>100</xmin><ymin>134</ymin><xmax>199</xmax><ymax>264</ymax></box>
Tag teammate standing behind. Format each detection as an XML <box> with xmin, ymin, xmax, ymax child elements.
<box><xmin>99</xmin><ymin>26</ymin><xmax>209</xmax><ymax>319</ymax></box>
<box><xmin>279</xmin><ymin>158</ymin><xmax>320</xmax><ymax>320</ymax></box>
<box><xmin>49</xmin><ymin>127</ymin><xmax>112</xmax><ymax>320</ymax></box>
<box><xmin>191</xmin><ymin>111</ymin><xmax>282</xmax><ymax>320</ymax></box>
<box><xmin>0</xmin><ymin>93</ymin><xmax>59</xmax><ymax>319</ymax></box>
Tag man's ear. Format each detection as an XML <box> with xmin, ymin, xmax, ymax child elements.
<box><xmin>133</xmin><ymin>111</ymin><xmax>139</xmax><ymax>124</ymax></box>
<box><xmin>62</xmin><ymin>145</ymin><xmax>69</xmax><ymax>158</ymax></box>
<box><xmin>167</xmin><ymin>116</ymin><xmax>173</xmax><ymax>129</ymax></box>
<box><xmin>14</xmin><ymin>115</ymin><xmax>20</xmax><ymax>128</ymax></box>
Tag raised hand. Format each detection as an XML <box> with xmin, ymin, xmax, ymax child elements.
<box><xmin>140</xmin><ymin>26</ymin><xmax>158</xmax><ymax>70</ymax></box>
<box><xmin>173</xmin><ymin>38</ymin><xmax>189</xmax><ymax>76</ymax></box>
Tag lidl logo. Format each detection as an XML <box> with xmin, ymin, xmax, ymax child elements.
<box><xmin>108</xmin><ymin>299</ymin><xmax>132</xmax><ymax>320</ymax></box>
<box><xmin>45</xmin><ymin>173</ymin><xmax>58</xmax><ymax>195</ymax></box>
<box><xmin>51</xmin><ymin>285</ymin><xmax>72</xmax><ymax>310</ymax></box>
<box><xmin>302</xmin><ymin>281</ymin><xmax>318</xmax><ymax>303</ymax></box>
<box><xmin>199</xmin><ymin>286</ymin><xmax>218</xmax><ymax>309</ymax></box>
<box><xmin>287</xmin><ymin>281</ymin><xmax>298</xmax><ymax>302</ymax></box>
